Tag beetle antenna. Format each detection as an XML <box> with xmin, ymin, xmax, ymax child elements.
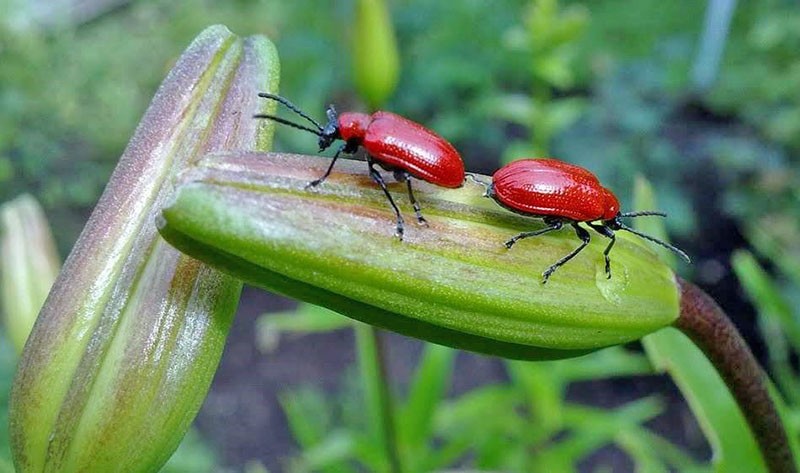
<box><xmin>620</xmin><ymin>210</ymin><xmax>667</xmax><ymax>218</ymax></box>
<box><xmin>617</xmin><ymin>222</ymin><xmax>691</xmax><ymax>264</ymax></box>
<box><xmin>257</xmin><ymin>92</ymin><xmax>324</xmax><ymax>131</ymax></box>
<box><xmin>252</xmin><ymin>114</ymin><xmax>323</xmax><ymax>137</ymax></box>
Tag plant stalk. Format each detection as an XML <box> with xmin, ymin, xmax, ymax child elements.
<box><xmin>674</xmin><ymin>277</ymin><xmax>796</xmax><ymax>473</ymax></box>
<box><xmin>356</xmin><ymin>325</ymin><xmax>402</xmax><ymax>473</ymax></box>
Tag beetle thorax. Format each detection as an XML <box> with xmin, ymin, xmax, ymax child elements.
<box><xmin>601</xmin><ymin>188</ymin><xmax>620</xmax><ymax>220</ymax></box>
<box><xmin>337</xmin><ymin>112</ymin><xmax>371</xmax><ymax>143</ymax></box>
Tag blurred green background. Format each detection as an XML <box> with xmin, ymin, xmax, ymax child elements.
<box><xmin>1</xmin><ymin>0</ymin><xmax>798</xmax><ymax>471</ymax></box>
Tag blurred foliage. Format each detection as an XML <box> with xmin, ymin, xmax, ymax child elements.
<box><xmin>703</xmin><ymin>1</ymin><xmax>800</xmax><ymax>275</ymax></box>
<box><xmin>555</xmin><ymin>50</ymin><xmax>697</xmax><ymax>238</ymax></box>
<box><xmin>273</xmin><ymin>329</ymin><xmax>707</xmax><ymax>472</ymax></box>
<box><xmin>493</xmin><ymin>0</ymin><xmax>589</xmax><ymax>160</ymax></box>
<box><xmin>733</xmin><ymin>248</ymin><xmax>800</xmax><ymax>408</ymax></box>
<box><xmin>732</xmin><ymin>247</ymin><xmax>800</xmax><ymax>467</ymax></box>
<box><xmin>709</xmin><ymin>0</ymin><xmax>800</xmax><ymax>153</ymax></box>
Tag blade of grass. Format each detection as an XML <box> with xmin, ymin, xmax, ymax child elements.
<box><xmin>399</xmin><ymin>343</ymin><xmax>456</xmax><ymax>471</ymax></box>
<box><xmin>731</xmin><ymin>251</ymin><xmax>800</xmax><ymax>349</ymax></box>
<box><xmin>356</xmin><ymin>325</ymin><xmax>401</xmax><ymax>473</ymax></box>
<box><xmin>732</xmin><ymin>250</ymin><xmax>800</xmax><ymax>404</ymax></box>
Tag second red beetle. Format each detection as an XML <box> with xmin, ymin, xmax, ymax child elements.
<box><xmin>255</xmin><ymin>93</ymin><xmax>465</xmax><ymax>239</ymax></box>
<box><xmin>479</xmin><ymin>158</ymin><xmax>690</xmax><ymax>283</ymax></box>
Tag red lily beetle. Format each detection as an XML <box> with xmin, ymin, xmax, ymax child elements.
<box><xmin>475</xmin><ymin>158</ymin><xmax>690</xmax><ymax>283</ymax></box>
<box><xmin>254</xmin><ymin>93</ymin><xmax>465</xmax><ymax>239</ymax></box>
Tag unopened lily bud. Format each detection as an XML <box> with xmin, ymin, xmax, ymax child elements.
<box><xmin>10</xmin><ymin>25</ymin><xmax>279</xmax><ymax>473</ymax></box>
<box><xmin>353</xmin><ymin>0</ymin><xmax>400</xmax><ymax>109</ymax></box>
<box><xmin>159</xmin><ymin>151</ymin><xmax>680</xmax><ymax>361</ymax></box>
<box><xmin>0</xmin><ymin>194</ymin><xmax>60</xmax><ymax>354</ymax></box>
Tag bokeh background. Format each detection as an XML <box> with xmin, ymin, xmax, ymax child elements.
<box><xmin>1</xmin><ymin>0</ymin><xmax>799</xmax><ymax>471</ymax></box>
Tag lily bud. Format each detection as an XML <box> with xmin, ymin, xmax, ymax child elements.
<box><xmin>159</xmin><ymin>151</ymin><xmax>680</xmax><ymax>360</ymax></box>
<box><xmin>10</xmin><ymin>25</ymin><xmax>279</xmax><ymax>472</ymax></box>
<box><xmin>353</xmin><ymin>0</ymin><xmax>400</xmax><ymax>108</ymax></box>
<box><xmin>0</xmin><ymin>194</ymin><xmax>60</xmax><ymax>354</ymax></box>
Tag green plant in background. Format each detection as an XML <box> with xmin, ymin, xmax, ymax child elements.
<box><xmin>277</xmin><ymin>341</ymin><xmax>708</xmax><ymax>472</ymax></box>
<box><xmin>491</xmin><ymin>0</ymin><xmax>588</xmax><ymax>161</ymax></box>
<box><xmin>709</xmin><ymin>1</ymin><xmax>800</xmax><ymax>154</ymax></box>
<box><xmin>733</xmin><ymin>249</ymin><xmax>800</xmax><ymax>427</ymax></box>
<box><xmin>703</xmin><ymin>1</ymin><xmax>800</xmax><ymax>269</ymax></box>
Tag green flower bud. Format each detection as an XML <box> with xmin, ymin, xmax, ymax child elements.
<box><xmin>159</xmin><ymin>152</ymin><xmax>680</xmax><ymax>361</ymax></box>
<box><xmin>10</xmin><ymin>25</ymin><xmax>279</xmax><ymax>472</ymax></box>
<box><xmin>0</xmin><ymin>194</ymin><xmax>60</xmax><ymax>354</ymax></box>
<box><xmin>353</xmin><ymin>0</ymin><xmax>400</xmax><ymax>108</ymax></box>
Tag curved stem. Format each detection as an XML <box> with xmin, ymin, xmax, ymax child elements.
<box><xmin>674</xmin><ymin>277</ymin><xmax>796</xmax><ymax>473</ymax></box>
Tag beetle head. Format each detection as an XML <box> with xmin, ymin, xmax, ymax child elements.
<box><xmin>318</xmin><ymin>105</ymin><xmax>341</xmax><ymax>151</ymax></box>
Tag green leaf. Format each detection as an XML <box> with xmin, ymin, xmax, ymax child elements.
<box><xmin>291</xmin><ymin>431</ymin><xmax>357</xmax><ymax>473</ymax></box>
<box><xmin>433</xmin><ymin>385</ymin><xmax>520</xmax><ymax>460</ymax></box>
<box><xmin>158</xmin><ymin>152</ymin><xmax>680</xmax><ymax>360</ymax></box>
<box><xmin>746</xmin><ymin>218</ymin><xmax>800</xmax><ymax>286</ymax></box>
<box><xmin>10</xmin><ymin>25</ymin><xmax>279</xmax><ymax>473</ymax></box>
<box><xmin>399</xmin><ymin>343</ymin><xmax>455</xmax><ymax>469</ymax></box>
<box><xmin>256</xmin><ymin>303</ymin><xmax>351</xmax><ymax>352</ymax></box>
<box><xmin>526</xmin><ymin>399</ymin><xmax>664</xmax><ymax>472</ymax></box>
<box><xmin>732</xmin><ymin>251</ymin><xmax>800</xmax><ymax>349</ymax></box>
<box><xmin>354</xmin><ymin>325</ymin><xmax>393</xmax><ymax>473</ymax></box>
<box><xmin>732</xmin><ymin>250</ymin><xmax>800</xmax><ymax>404</ymax></box>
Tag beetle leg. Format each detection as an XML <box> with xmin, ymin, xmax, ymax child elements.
<box><xmin>367</xmin><ymin>157</ymin><xmax>405</xmax><ymax>240</ymax></box>
<box><xmin>588</xmin><ymin>223</ymin><xmax>616</xmax><ymax>279</ymax></box>
<box><xmin>505</xmin><ymin>219</ymin><xmax>563</xmax><ymax>249</ymax></box>
<box><xmin>397</xmin><ymin>172</ymin><xmax>428</xmax><ymax>227</ymax></box>
<box><xmin>306</xmin><ymin>141</ymin><xmax>352</xmax><ymax>189</ymax></box>
<box><xmin>542</xmin><ymin>223</ymin><xmax>591</xmax><ymax>284</ymax></box>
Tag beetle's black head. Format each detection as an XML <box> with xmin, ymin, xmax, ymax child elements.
<box><xmin>318</xmin><ymin>105</ymin><xmax>341</xmax><ymax>151</ymax></box>
<box><xmin>605</xmin><ymin>215</ymin><xmax>623</xmax><ymax>230</ymax></box>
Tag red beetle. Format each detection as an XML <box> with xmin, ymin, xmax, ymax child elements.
<box><xmin>254</xmin><ymin>93</ymin><xmax>465</xmax><ymax>239</ymax></box>
<box><xmin>477</xmin><ymin>158</ymin><xmax>690</xmax><ymax>283</ymax></box>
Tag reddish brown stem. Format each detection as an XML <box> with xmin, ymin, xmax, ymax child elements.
<box><xmin>674</xmin><ymin>277</ymin><xmax>796</xmax><ymax>473</ymax></box>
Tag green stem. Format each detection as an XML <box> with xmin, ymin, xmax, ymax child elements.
<box><xmin>356</xmin><ymin>324</ymin><xmax>402</xmax><ymax>473</ymax></box>
<box><xmin>674</xmin><ymin>277</ymin><xmax>796</xmax><ymax>473</ymax></box>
